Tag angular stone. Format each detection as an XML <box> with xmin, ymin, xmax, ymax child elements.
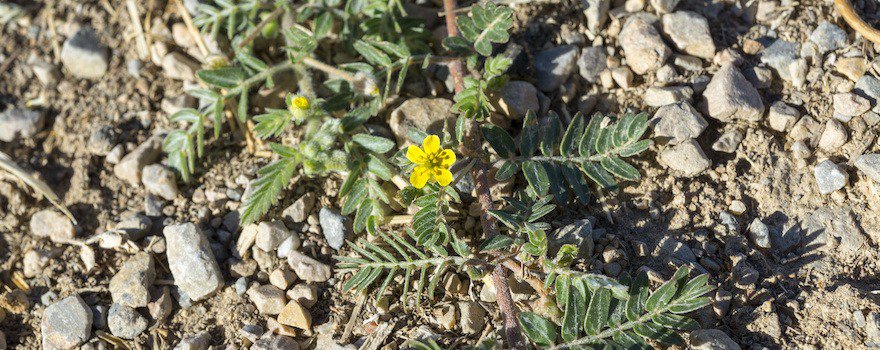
<box><xmin>269</xmin><ymin>268</ymin><xmax>297</xmax><ymax>290</ymax></box>
<box><xmin>87</xmin><ymin>126</ymin><xmax>117</xmax><ymax>156</ymax></box>
<box><xmin>164</xmin><ymin>223</ymin><xmax>223</xmax><ymax>301</ymax></box>
<box><xmin>814</xmin><ymin>160</ymin><xmax>848</xmax><ymax>194</ymax></box>
<box><xmin>247</xmin><ymin>285</ymin><xmax>287</xmax><ymax>315</ymax></box>
<box><xmin>23</xmin><ymin>249</ymin><xmax>52</xmax><ymax>278</ymax></box>
<box><xmin>619</xmin><ymin>17</ymin><xmax>671</xmax><ymax>75</ymax></box>
<box><xmin>659</xmin><ymin>139</ymin><xmax>711</xmax><ymax>177</ymax></box>
<box><xmin>30</xmin><ymin>209</ymin><xmax>75</xmax><ymax>242</ymax></box>
<box><xmin>748</xmin><ymin>219</ymin><xmax>771</xmax><ymax>249</ymax></box>
<box><xmin>855</xmin><ymin>154</ymin><xmax>880</xmax><ymax>183</ymax></box>
<box><xmin>651</xmin><ymin>0</ymin><xmax>680</xmax><ymax>13</ymax></box>
<box><xmin>278</xmin><ymin>300</ymin><xmax>312</xmax><ymax>330</ymax></box>
<box><xmin>534</xmin><ymin>45</ymin><xmax>579</xmax><ymax>92</ymax></box>
<box><xmin>491</xmin><ymin>81</ymin><xmax>539</xmax><ymax>119</ymax></box>
<box><xmin>767</xmin><ymin>101</ymin><xmax>800</xmax><ymax>132</ymax></box>
<box><xmin>174</xmin><ymin>331</ymin><xmax>211</xmax><ymax>350</ymax></box>
<box><xmin>652</xmin><ymin>101</ymin><xmax>707</xmax><ymax>144</ymax></box>
<box><xmin>644</xmin><ymin>86</ymin><xmax>693</xmax><ymax>107</ymax></box>
<box><xmin>319</xmin><ymin>208</ymin><xmax>348</xmax><ymax>250</ymax></box>
<box><xmin>282</xmin><ymin>193</ymin><xmax>314</xmax><ymax>223</ymax></box>
<box><xmin>109</xmin><ymin>253</ymin><xmax>155</xmax><ymax>308</ymax></box>
<box><xmin>703</xmin><ymin>64</ymin><xmax>765</xmax><ymax>122</ymax></box>
<box><xmin>549</xmin><ymin>219</ymin><xmax>594</xmax><ymax>258</ymax></box>
<box><xmin>255</xmin><ymin>221</ymin><xmax>290</xmax><ymax>252</ymax></box>
<box><xmin>108</xmin><ymin>303</ymin><xmax>148</xmax><ymax>339</ymax></box>
<box><xmin>0</xmin><ymin>108</ymin><xmax>45</xmax><ymax>142</ymax></box>
<box><xmin>237</xmin><ymin>223</ymin><xmax>258</xmax><ymax>258</ymax></box>
<box><xmin>854</xmin><ymin>76</ymin><xmax>880</xmax><ymax>112</ymax></box>
<box><xmin>760</xmin><ymin>40</ymin><xmax>799</xmax><ymax>81</ymax></box>
<box><xmin>113</xmin><ymin>136</ymin><xmax>162</xmax><ymax>187</ymax></box>
<box><xmin>388</xmin><ymin>98</ymin><xmax>454</xmax><ymax>145</ymax></box>
<box><xmin>661</xmin><ymin>11</ymin><xmax>715</xmax><ymax>60</ymax></box>
<box><xmin>809</xmin><ymin>21</ymin><xmax>848</xmax><ymax>54</ymax></box>
<box><xmin>577</xmin><ymin>46</ymin><xmax>607</xmax><ymax>83</ymax></box>
<box><xmin>287</xmin><ymin>251</ymin><xmax>331</xmax><ymax>282</ymax></box>
<box><xmin>162</xmin><ymin>52</ymin><xmax>200</xmax><ymax>81</ymax></box>
<box><xmin>458</xmin><ymin>301</ymin><xmax>486</xmax><ymax>334</ymax></box>
<box><xmin>142</xmin><ymin>164</ymin><xmax>179</xmax><ymax>200</ymax></box>
<box><xmin>581</xmin><ymin>0</ymin><xmax>610</xmax><ymax>32</ymax></box>
<box><xmin>833</xmin><ymin>93</ymin><xmax>870</xmax><ymax>117</ymax></box>
<box><xmin>287</xmin><ymin>284</ymin><xmax>318</xmax><ymax>308</ymax></box>
<box><xmin>712</xmin><ymin>129</ymin><xmax>744</xmax><ymax>153</ymax></box>
<box><xmin>818</xmin><ymin>119</ymin><xmax>848</xmax><ymax>151</ymax></box>
<box><xmin>60</xmin><ymin>27</ymin><xmax>109</xmax><ymax>80</ymax></box>
<box><xmin>41</xmin><ymin>295</ymin><xmax>93</xmax><ymax>350</ymax></box>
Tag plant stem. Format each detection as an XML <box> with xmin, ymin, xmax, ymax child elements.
<box><xmin>302</xmin><ymin>57</ymin><xmax>358</xmax><ymax>82</ymax></box>
<box><xmin>442</xmin><ymin>0</ymin><xmax>465</xmax><ymax>93</ymax></box>
<box><xmin>226</xmin><ymin>56</ymin><xmax>354</xmax><ymax>98</ymax></box>
<box><xmin>237</xmin><ymin>5</ymin><xmax>286</xmax><ymax>49</ymax></box>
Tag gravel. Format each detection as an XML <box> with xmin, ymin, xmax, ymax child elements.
<box><xmin>659</xmin><ymin>139</ymin><xmax>711</xmax><ymax>177</ymax></box>
<box><xmin>818</xmin><ymin>119</ymin><xmax>848</xmax><ymax>151</ymax></box>
<box><xmin>113</xmin><ymin>136</ymin><xmax>163</xmax><ymax>187</ymax></box>
<box><xmin>87</xmin><ymin>126</ymin><xmax>117</xmax><ymax>156</ymax></box>
<box><xmin>164</xmin><ymin>223</ymin><xmax>224</xmax><ymax>301</ymax></box>
<box><xmin>247</xmin><ymin>284</ymin><xmax>287</xmax><ymax>315</ymax></box>
<box><xmin>644</xmin><ymin>86</ymin><xmax>693</xmax><ymax>107</ymax></box>
<box><xmin>319</xmin><ymin>208</ymin><xmax>348</xmax><ymax>250</ymax></box>
<box><xmin>576</xmin><ymin>46</ymin><xmax>607</xmax><ymax>83</ymax></box>
<box><xmin>533</xmin><ymin>45</ymin><xmax>579</xmax><ymax>92</ymax></box>
<box><xmin>29</xmin><ymin>209</ymin><xmax>75</xmax><ymax>242</ymax></box>
<box><xmin>661</xmin><ymin>11</ymin><xmax>715</xmax><ymax>60</ymax></box>
<box><xmin>287</xmin><ymin>251</ymin><xmax>332</xmax><ymax>282</ymax></box>
<box><xmin>549</xmin><ymin>219</ymin><xmax>594</xmax><ymax>258</ymax></box>
<box><xmin>162</xmin><ymin>52</ymin><xmax>201</xmax><ymax>81</ymax></box>
<box><xmin>814</xmin><ymin>160</ymin><xmax>849</xmax><ymax>194</ymax></box>
<box><xmin>108</xmin><ymin>303</ymin><xmax>148</xmax><ymax>339</ymax></box>
<box><xmin>809</xmin><ymin>21</ymin><xmax>848</xmax><ymax>54</ymax></box>
<box><xmin>493</xmin><ymin>80</ymin><xmax>540</xmax><ymax>119</ymax></box>
<box><xmin>458</xmin><ymin>301</ymin><xmax>487</xmax><ymax>334</ymax></box>
<box><xmin>255</xmin><ymin>220</ymin><xmax>291</xmax><ymax>252</ymax></box>
<box><xmin>109</xmin><ymin>252</ymin><xmax>155</xmax><ymax>308</ymax></box>
<box><xmin>60</xmin><ymin>27</ymin><xmax>109</xmax><ymax>80</ymax></box>
<box><xmin>652</xmin><ymin>101</ymin><xmax>707</xmax><ymax>144</ymax></box>
<box><xmin>854</xmin><ymin>76</ymin><xmax>880</xmax><ymax>112</ymax></box>
<box><xmin>282</xmin><ymin>193</ymin><xmax>314</xmax><ymax>223</ymax></box>
<box><xmin>278</xmin><ymin>300</ymin><xmax>312</xmax><ymax>330</ymax></box>
<box><xmin>748</xmin><ymin>219</ymin><xmax>772</xmax><ymax>249</ymax></box>
<box><xmin>690</xmin><ymin>329</ymin><xmax>741</xmax><ymax>350</ymax></box>
<box><xmin>855</xmin><ymin>154</ymin><xmax>880</xmax><ymax>183</ymax></box>
<box><xmin>619</xmin><ymin>17</ymin><xmax>671</xmax><ymax>75</ymax></box>
<box><xmin>767</xmin><ymin>101</ymin><xmax>800</xmax><ymax>132</ymax></box>
<box><xmin>704</xmin><ymin>64</ymin><xmax>765</xmax><ymax>122</ymax></box>
<box><xmin>760</xmin><ymin>39</ymin><xmax>799</xmax><ymax>81</ymax></box>
<box><xmin>712</xmin><ymin>129</ymin><xmax>744</xmax><ymax>153</ymax></box>
<box><xmin>833</xmin><ymin>93</ymin><xmax>871</xmax><ymax>117</ymax></box>
<box><xmin>581</xmin><ymin>0</ymin><xmax>610</xmax><ymax>32</ymax></box>
<box><xmin>142</xmin><ymin>164</ymin><xmax>180</xmax><ymax>200</ymax></box>
<box><xmin>0</xmin><ymin>108</ymin><xmax>45</xmax><ymax>142</ymax></box>
<box><xmin>388</xmin><ymin>98</ymin><xmax>454</xmax><ymax>145</ymax></box>
<box><xmin>174</xmin><ymin>331</ymin><xmax>212</xmax><ymax>350</ymax></box>
<box><xmin>41</xmin><ymin>295</ymin><xmax>93</xmax><ymax>350</ymax></box>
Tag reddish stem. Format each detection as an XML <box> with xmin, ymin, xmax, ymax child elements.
<box><xmin>441</xmin><ymin>0</ymin><xmax>465</xmax><ymax>93</ymax></box>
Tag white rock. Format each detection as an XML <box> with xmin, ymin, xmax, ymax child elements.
<box><xmin>767</xmin><ymin>101</ymin><xmax>800</xmax><ymax>131</ymax></box>
<box><xmin>247</xmin><ymin>284</ymin><xmax>287</xmax><ymax>315</ymax></box>
<box><xmin>162</xmin><ymin>52</ymin><xmax>200</xmax><ymax>81</ymax></box>
<box><xmin>41</xmin><ymin>295</ymin><xmax>93</xmax><ymax>350</ymax></box>
<box><xmin>661</xmin><ymin>11</ymin><xmax>715</xmax><ymax>60</ymax></box>
<box><xmin>60</xmin><ymin>27</ymin><xmax>109</xmax><ymax>80</ymax></box>
<box><xmin>287</xmin><ymin>251</ymin><xmax>332</xmax><ymax>282</ymax></box>
<box><xmin>652</xmin><ymin>101</ymin><xmax>707</xmax><ymax>144</ymax></box>
<box><xmin>690</xmin><ymin>329</ymin><xmax>741</xmax><ymax>350</ymax></box>
<box><xmin>833</xmin><ymin>93</ymin><xmax>870</xmax><ymax>117</ymax></box>
<box><xmin>644</xmin><ymin>86</ymin><xmax>693</xmax><ymax>107</ymax></box>
<box><xmin>712</xmin><ymin>129</ymin><xmax>744</xmax><ymax>153</ymax></box>
<box><xmin>814</xmin><ymin>160</ymin><xmax>848</xmax><ymax>194</ymax></box>
<box><xmin>0</xmin><ymin>108</ymin><xmax>45</xmax><ymax>142</ymax></box>
<box><xmin>255</xmin><ymin>221</ymin><xmax>290</xmax><ymax>252</ymax></box>
<box><xmin>703</xmin><ymin>64</ymin><xmax>765</xmax><ymax>122</ymax></box>
<box><xmin>492</xmin><ymin>81</ymin><xmax>540</xmax><ymax>119</ymax></box>
<box><xmin>164</xmin><ymin>223</ymin><xmax>223</xmax><ymax>301</ymax></box>
<box><xmin>817</xmin><ymin>119</ymin><xmax>848</xmax><ymax>151</ymax></box>
<box><xmin>659</xmin><ymin>140</ymin><xmax>711</xmax><ymax>177</ymax></box>
<box><xmin>619</xmin><ymin>17</ymin><xmax>671</xmax><ymax>75</ymax></box>
<box><xmin>30</xmin><ymin>209</ymin><xmax>75</xmax><ymax>242</ymax></box>
<box><xmin>113</xmin><ymin>136</ymin><xmax>162</xmax><ymax>187</ymax></box>
<box><xmin>142</xmin><ymin>164</ymin><xmax>179</xmax><ymax>200</ymax></box>
<box><xmin>855</xmin><ymin>154</ymin><xmax>880</xmax><ymax>183</ymax></box>
<box><xmin>109</xmin><ymin>252</ymin><xmax>155</xmax><ymax>308</ymax></box>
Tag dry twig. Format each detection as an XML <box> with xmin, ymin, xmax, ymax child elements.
<box><xmin>836</xmin><ymin>0</ymin><xmax>880</xmax><ymax>45</ymax></box>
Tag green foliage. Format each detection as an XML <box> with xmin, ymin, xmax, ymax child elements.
<box><xmin>444</xmin><ymin>3</ymin><xmax>514</xmax><ymax>57</ymax></box>
<box><xmin>452</xmin><ymin>56</ymin><xmax>511</xmax><ymax>120</ymax></box>
<box><xmin>484</xmin><ymin>111</ymin><xmax>651</xmax><ymax>202</ymax></box>
<box><xmin>194</xmin><ymin>0</ymin><xmax>266</xmax><ymax>40</ymax></box>
<box><xmin>404</xmin><ymin>183</ymin><xmax>459</xmax><ymax>248</ymax></box>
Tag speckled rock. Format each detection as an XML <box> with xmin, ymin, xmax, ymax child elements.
<box><xmin>163</xmin><ymin>223</ymin><xmax>223</xmax><ymax>301</ymax></box>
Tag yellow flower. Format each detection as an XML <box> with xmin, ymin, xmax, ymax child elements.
<box><xmin>289</xmin><ymin>96</ymin><xmax>309</xmax><ymax>120</ymax></box>
<box><xmin>406</xmin><ymin>135</ymin><xmax>456</xmax><ymax>189</ymax></box>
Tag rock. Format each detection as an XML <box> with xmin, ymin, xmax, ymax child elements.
<box><xmin>255</xmin><ymin>221</ymin><xmax>291</xmax><ymax>252</ymax></box>
<box><xmin>41</xmin><ymin>295</ymin><xmax>93</xmax><ymax>350</ymax></box>
<box><xmin>661</xmin><ymin>11</ymin><xmax>715</xmax><ymax>59</ymax></box>
<box><xmin>767</xmin><ymin>101</ymin><xmax>800</xmax><ymax>132</ymax></box>
<box><xmin>278</xmin><ymin>300</ymin><xmax>312</xmax><ymax>330</ymax></box>
<box><xmin>610</xmin><ymin>67</ymin><xmax>634</xmax><ymax>89</ymax></box>
<box><xmin>237</xmin><ymin>224</ymin><xmax>258</xmax><ymax>258</ymax></box>
<box><xmin>388</xmin><ymin>98</ymin><xmax>454</xmax><ymax>145</ymax></box>
<box><xmin>659</xmin><ymin>140</ymin><xmax>711</xmax><ymax>177</ymax></box>
<box><xmin>269</xmin><ymin>268</ymin><xmax>297</xmax><ymax>289</ymax></box>
<box><xmin>655</xmin><ymin>64</ymin><xmax>677</xmax><ymax>83</ymax></box>
<box><xmin>142</xmin><ymin>164</ymin><xmax>179</xmax><ymax>200</ymax></box>
<box><xmin>163</xmin><ymin>223</ymin><xmax>223</xmax><ymax>301</ymax></box>
<box><xmin>319</xmin><ymin>208</ymin><xmax>348</xmax><ymax>250</ymax></box>
<box><xmin>23</xmin><ymin>249</ymin><xmax>52</xmax><ymax>278</ymax></box>
<box><xmin>288</xmin><ymin>284</ymin><xmax>318</xmax><ymax>308</ymax></box>
<box><xmin>855</xmin><ymin>154</ymin><xmax>880</xmax><ymax>183</ymax></box>
<box><xmin>867</xmin><ymin>312</ymin><xmax>880</xmax><ymax>345</ymax></box>
<box><xmin>247</xmin><ymin>285</ymin><xmax>287</xmax><ymax>315</ymax></box>
<box><xmin>814</xmin><ymin>160</ymin><xmax>848</xmax><ymax>194</ymax></box>
<box><xmin>656</xmin><ymin>236</ymin><xmax>696</xmax><ymax>263</ymax></box>
<box><xmin>748</xmin><ymin>219</ymin><xmax>771</xmax><ymax>249</ymax></box>
<box><xmin>534</xmin><ymin>45</ymin><xmax>579</xmax><ymax>92</ymax></box>
<box><xmin>0</xmin><ymin>108</ymin><xmax>45</xmax><ymax>142</ymax></box>
<box><xmin>652</xmin><ymin>101</ymin><xmax>707</xmax><ymax>144</ymax></box>
<box><xmin>712</xmin><ymin>129</ymin><xmax>744</xmax><ymax>153</ymax></box>
<box><xmin>581</xmin><ymin>0</ymin><xmax>610</xmax><ymax>32</ymax></box>
<box><xmin>108</xmin><ymin>303</ymin><xmax>148</xmax><ymax>339</ymax></box>
<box><xmin>148</xmin><ymin>287</ymin><xmax>173</xmax><ymax>323</ymax></box>
<box><xmin>818</xmin><ymin>119</ymin><xmax>848</xmax><ymax>151</ymax></box>
<box><xmin>619</xmin><ymin>17</ymin><xmax>671</xmax><ymax>75</ymax></box>
<box><xmin>854</xmin><ymin>76</ymin><xmax>880</xmax><ymax>112</ymax></box>
<box><xmin>252</xmin><ymin>335</ymin><xmax>301</xmax><ymax>350</ymax></box>
<box><xmin>174</xmin><ymin>331</ymin><xmax>211</xmax><ymax>350</ymax></box>
<box><xmin>492</xmin><ymin>81</ymin><xmax>540</xmax><ymax>119</ymax></box>
<box><xmin>87</xmin><ymin>126</ymin><xmax>117</xmax><ymax>156</ymax></box>
<box><xmin>759</xmin><ymin>40</ymin><xmax>799</xmax><ymax>81</ymax></box>
<box><xmin>690</xmin><ymin>329</ymin><xmax>741</xmax><ymax>350</ymax></box>
<box><xmin>549</xmin><ymin>219</ymin><xmax>594</xmax><ymax>258</ymax></box>
<box><xmin>833</xmin><ymin>93</ymin><xmax>870</xmax><ymax>117</ymax></box>
<box><xmin>458</xmin><ymin>301</ymin><xmax>486</xmax><ymax>334</ymax></box>
<box><xmin>32</xmin><ymin>60</ymin><xmax>60</xmax><ymax>86</ymax></box>
<box><xmin>115</xmin><ymin>214</ymin><xmax>152</xmax><ymax>241</ymax></box>
<box><xmin>283</xmin><ymin>193</ymin><xmax>314</xmax><ymax>223</ymax></box>
<box><xmin>577</xmin><ymin>46</ymin><xmax>607</xmax><ymax>83</ymax></box>
<box><xmin>836</xmin><ymin>57</ymin><xmax>867</xmax><ymax>82</ymax></box>
<box><xmin>703</xmin><ymin>64</ymin><xmax>765</xmax><ymax>122</ymax></box>
<box><xmin>60</xmin><ymin>27</ymin><xmax>109</xmax><ymax>79</ymax></box>
<box><xmin>276</xmin><ymin>235</ymin><xmax>300</xmax><ymax>259</ymax></box>
<box><xmin>644</xmin><ymin>86</ymin><xmax>693</xmax><ymax>107</ymax></box>
<box><xmin>30</xmin><ymin>209</ymin><xmax>75</xmax><ymax>242</ymax></box>
<box><xmin>162</xmin><ymin>52</ymin><xmax>200</xmax><ymax>81</ymax></box>
<box><xmin>651</xmin><ymin>0</ymin><xmax>680</xmax><ymax>13</ymax></box>
<box><xmin>809</xmin><ymin>21</ymin><xmax>848</xmax><ymax>54</ymax></box>
<box><xmin>287</xmin><ymin>251</ymin><xmax>332</xmax><ymax>282</ymax></box>
<box><xmin>106</xmin><ymin>145</ymin><xmax>124</xmax><ymax>164</ymax></box>
<box><xmin>109</xmin><ymin>253</ymin><xmax>155</xmax><ymax>308</ymax></box>
<box><xmin>113</xmin><ymin>136</ymin><xmax>162</xmax><ymax>187</ymax></box>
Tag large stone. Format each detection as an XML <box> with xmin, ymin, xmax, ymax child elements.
<box><xmin>760</xmin><ymin>40</ymin><xmax>799</xmax><ymax>81</ymax></box>
<box><xmin>60</xmin><ymin>27</ymin><xmax>109</xmax><ymax>80</ymax></box>
<box><xmin>577</xmin><ymin>46</ymin><xmax>607</xmax><ymax>83</ymax></box>
<box><xmin>108</xmin><ymin>303</ymin><xmax>148</xmax><ymax>339</ymax></box>
<box><xmin>855</xmin><ymin>154</ymin><xmax>880</xmax><ymax>183</ymax></box>
<box><xmin>581</xmin><ymin>0</ymin><xmax>610</xmax><ymax>32</ymax></box>
<box><xmin>109</xmin><ymin>253</ymin><xmax>155</xmax><ymax>308</ymax></box>
<box><xmin>458</xmin><ymin>301</ymin><xmax>486</xmax><ymax>334</ymax></box>
<box><xmin>619</xmin><ymin>17</ymin><xmax>671</xmax><ymax>75</ymax></box>
<box><xmin>703</xmin><ymin>64</ymin><xmax>765</xmax><ymax>122</ymax></box>
<box><xmin>652</xmin><ymin>102</ymin><xmax>707</xmax><ymax>144</ymax></box>
<box><xmin>163</xmin><ymin>223</ymin><xmax>223</xmax><ymax>301</ymax></box>
<box><xmin>278</xmin><ymin>300</ymin><xmax>312</xmax><ymax>330</ymax></box>
<box><xmin>113</xmin><ymin>136</ymin><xmax>162</xmax><ymax>187</ymax></box>
<box><xmin>255</xmin><ymin>221</ymin><xmax>291</xmax><ymax>252</ymax></box>
<box><xmin>549</xmin><ymin>219</ymin><xmax>594</xmax><ymax>258</ymax></box>
<box><xmin>491</xmin><ymin>81</ymin><xmax>539</xmax><ymax>119</ymax></box>
<box><xmin>661</xmin><ymin>11</ymin><xmax>715</xmax><ymax>60</ymax></box>
<box><xmin>30</xmin><ymin>209</ymin><xmax>75</xmax><ymax>242</ymax></box>
<box><xmin>388</xmin><ymin>98</ymin><xmax>454</xmax><ymax>145</ymax></box>
<box><xmin>41</xmin><ymin>295</ymin><xmax>93</xmax><ymax>350</ymax></box>
<box><xmin>814</xmin><ymin>160</ymin><xmax>848</xmax><ymax>194</ymax></box>
<box><xmin>319</xmin><ymin>208</ymin><xmax>348</xmax><ymax>250</ymax></box>
<box><xmin>142</xmin><ymin>164</ymin><xmax>179</xmax><ymax>200</ymax></box>
<box><xmin>659</xmin><ymin>139</ymin><xmax>711</xmax><ymax>177</ymax></box>
<box><xmin>287</xmin><ymin>251</ymin><xmax>332</xmax><ymax>282</ymax></box>
<box><xmin>247</xmin><ymin>285</ymin><xmax>287</xmax><ymax>315</ymax></box>
<box><xmin>0</xmin><ymin>108</ymin><xmax>45</xmax><ymax>142</ymax></box>
<box><xmin>534</xmin><ymin>45</ymin><xmax>579</xmax><ymax>92</ymax></box>
<box><xmin>809</xmin><ymin>21</ymin><xmax>848</xmax><ymax>54</ymax></box>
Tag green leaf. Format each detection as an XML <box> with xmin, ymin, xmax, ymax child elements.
<box><xmin>197</xmin><ymin>67</ymin><xmax>246</xmax><ymax>88</ymax></box>
<box><xmin>668</xmin><ymin>297</ymin><xmax>712</xmax><ymax>314</ymax></box>
<box><xmin>482</xmin><ymin>124</ymin><xmax>515</xmax><ymax>158</ymax></box>
<box><xmin>354</xmin><ymin>40</ymin><xmax>392</xmax><ymax>67</ymax></box>
<box><xmin>353</xmin><ymin>134</ymin><xmax>395</xmax><ymax>153</ymax></box>
<box><xmin>632</xmin><ymin>322</ymin><xmax>685</xmax><ymax>345</ymax></box>
<box><xmin>353</xmin><ymin>201</ymin><xmax>373</xmax><ymax>233</ymax></box>
<box><xmin>522</xmin><ymin>161</ymin><xmax>550</xmax><ymax>195</ymax></box>
<box><xmin>579</xmin><ymin>114</ymin><xmax>603</xmax><ymax>157</ymax></box>
<box><xmin>253</xmin><ymin>109</ymin><xmax>292</xmax><ymax>139</ymax></box>
<box><xmin>170</xmin><ymin>108</ymin><xmax>201</xmax><ymax>124</ymax></box>
<box><xmin>651</xmin><ymin>313</ymin><xmax>699</xmax><ymax>330</ymax></box>
<box><xmin>313</xmin><ymin>11</ymin><xmax>334</xmax><ymax>38</ymax></box>
<box><xmin>584</xmin><ymin>287</ymin><xmax>610</xmax><ymax>335</ymax></box>
<box><xmin>366</xmin><ymin>154</ymin><xmax>393</xmax><ymax>180</ymax></box>
<box><xmin>600</xmin><ymin>157</ymin><xmax>640</xmax><ymax>181</ymax></box>
<box><xmin>645</xmin><ymin>267</ymin><xmax>689</xmax><ymax>312</ymax></box>
<box><xmin>580</xmin><ymin>161</ymin><xmax>617</xmax><ymax>190</ymax></box>
<box><xmin>240</xmin><ymin>158</ymin><xmax>298</xmax><ymax>224</ymax></box>
<box><xmin>496</xmin><ymin>161</ymin><xmax>517</xmax><ymax>181</ymax></box>
<box><xmin>518</xmin><ymin>312</ymin><xmax>557</xmax><ymax>346</ymax></box>
<box><xmin>479</xmin><ymin>235</ymin><xmax>513</xmax><ymax>251</ymax></box>
<box><xmin>617</xmin><ymin>139</ymin><xmax>651</xmax><ymax>157</ymax></box>
<box><xmin>456</xmin><ymin>3</ymin><xmax>514</xmax><ymax>56</ymax></box>
<box><xmin>341</xmin><ymin>106</ymin><xmax>373</xmax><ymax>132</ymax></box>
<box><xmin>626</xmin><ymin>272</ymin><xmax>649</xmax><ymax>323</ymax></box>
<box><xmin>562</xmin><ymin>284</ymin><xmax>585</xmax><ymax>341</ymax></box>
<box><xmin>540</xmin><ymin>113</ymin><xmax>562</xmax><ymax>156</ymax></box>
<box><xmin>561</xmin><ymin>113</ymin><xmax>585</xmax><ymax>157</ymax></box>
<box><xmin>342</xmin><ymin>179</ymin><xmax>368</xmax><ymax>215</ymax></box>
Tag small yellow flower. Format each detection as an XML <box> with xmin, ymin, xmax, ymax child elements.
<box><xmin>406</xmin><ymin>135</ymin><xmax>456</xmax><ymax>189</ymax></box>
<box><xmin>289</xmin><ymin>96</ymin><xmax>310</xmax><ymax>120</ymax></box>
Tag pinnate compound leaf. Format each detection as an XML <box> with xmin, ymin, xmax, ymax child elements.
<box><xmin>240</xmin><ymin>158</ymin><xmax>298</xmax><ymax>224</ymax></box>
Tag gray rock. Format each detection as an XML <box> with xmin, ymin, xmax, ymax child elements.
<box><xmin>661</xmin><ymin>11</ymin><xmax>715</xmax><ymax>60</ymax></box>
<box><xmin>703</xmin><ymin>64</ymin><xmax>765</xmax><ymax>122</ymax></box>
<box><xmin>818</xmin><ymin>119</ymin><xmax>848</xmax><ymax>151</ymax></box>
<box><xmin>319</xmin><ymin>208</ymin><xmax>348</xmax><ymax>250</ymax></box>
<box><xmin>492</xmin><ymin>81</ymin><xmax>539</xmax><ymax>119</ymax></box>
<box><xmin>458</xmin><ymin>301</ymin><xmax>486</xmax><ymax>334</ymax></box>
<box><xmin>659</xmin><ymin>139</ymin><xmax>711</xmax><ymax>177</ymax></box>
<box><xmin>162</xmin><ymin>52</ymin><xmax>200</xmax><ymax>81</ymax></box>
<box><xmin>867</xmin><ymin>312</ymin><xmax>880</xmax><ymax>346</ymax></box>
<box><xmin>652</xmin><ymin>101</ymin><xmax>707</xmax><ymax>144</ymax></box>
<box><xmin>163</xmin><ymin>223</ymin><xmax>223</xmax><ymax>301</ymax></box>
<box><xmin>255</xmin><ymin>220</ymin><xmax>291</xmax><ymax>252</ymax></box>
<box><xmin>855</xmin><ymin>154</ymin><xmax>880</xmax><ymax>183</ymax></box>
<box><xmin>108</xmin><ymin>303</ymin><xmax>148</xmax><ymax>339</ymax></box>
<box><xmin>748</xmin><ymin>219</ymin><xmax>771</xmax><ymax>249</ymax></box>
<box><xmin>60</xmin><ymin>27</ymin><xmax>109</xmax><ymax>80</ymax></box>
<box><xmin>577</xmin><ymin>46</ymin><xmax>607</xmax><ymax>83</ymax></box>
<box><xmin>87</xmin><ymin>126</ymin><xmax>117</xmax><ymax>156</ymax></box>
<box><xmin>142</xmin><ymin>164</ymin><xmax>179</xmax><ymax>200</ymax></box>
<box><xmin>656</xmin><ymin>236</ymin><xmax>696</xmax><ymax>263</ymax></box>
<box><xmin>581</xmin><ymin>0</ymin><xmax>610</xmax><ymax>32</ymax></box>
<box><xmin>549</xmin><ymin>219</ymin><xmax>594</xmax><ymax>258</ymax></box>
<box><xmin>809</xmin><ymin>21</ymin><xmax>848</xmax><ymax>54</ymax></box>
<box><xmin>287</xmin><ymin>251</ymin><xmax>332</xmax><ymax>282</ymax></box>
<box><xmin>767</xmin><ymin>101</ymin><xmax>800</xmax><ymax>131</ymax></box>
<box><xmin>41</xmin><ymin>295</ymin><xmax>93</xmax><ymax>350</ymax></box>
<box><xmin>247</xmin><ymin>284</ymin><xmax>287</xmax><ymax>315</ymax></box>
<box><xmin>252</xmin><ymin>336</ymin><xmax>301</xmax><ymax>350</ymax></box>
<box><xmin>619</xmin><ymin>17</ymin><xmax>671</xmax><ymax>75</ymax></box>
<box><xmin>115</xmin><ymin>214</ymin><xmax>152</xmax><ymax>241</ymax></box>
<box><xmin>110</xmin><ymin>253</ymin><xmax>155</xmax><ymax>308</ymax></box>
<box><xmin>814</xmin><ymin>160</ymin><xmax>848</xmax><ymax>194</ymax></box>
<box><xmin>854</xmin><ymin>75</ymin><xmax>880</xmax><ymax>112</ymax></box>
<box><xmin>534</xmin><ymin>45</ymin><xmax>579</xmax><ymax>92</ymax></box>
<box><xmin>174</xmin><ymin>331</ymin><xmax>211</xmax><ymax>350</ymax></box>
<box><xmin>282</xmin><ymin>193</ymin><xmax>314</xmax><ymax>223</ymax></box>
<box><xmin>644</xmin><ymin>86</ymin><xmax>693</xmax><ymax>107</ymax></box>
<box><xmin>0</xmin><ymin>108</ymin><xmax>45</xmax><ymax>142</ymax></box>
<box><xmin>30</xmin><ymin>209</ymin><xmax>75</xmax><ymax>242</ymax></box>
<box><xmin>388</xmin><ymin>98</ymin><xmax>454</xmax><ymax>145</ymax></box>
<box><xmin>712</xmin><ymin>129</ymin><xmax>744</xmax><ymax>153</ymax></box>
<box><xmin>148</xmin><ymin>287</ymin><xmax>173</xmax><ymax>323</ymax></box>
<box><xmin>690</xmin><ymin>329</ymin><xmax>741</xmax><ymax>350</ymax></box>
<box><xmin>833</xmin><ymin>93</ymin><xmax>870</xmax><ymax>117</ymax></box>
<box><xmin>113</xmin><ymin>136</ymin><xmax>162</xmax><ymax>187</ymax></box>
<box><xmin>651</xmin><ymin>0</ymin><xmax>680</xmax><ymax>13</ymax></box>
<box><xmin>760</xmin><ymin>40</ymin><xmax>799</xmax><ymax>81</ymax></box>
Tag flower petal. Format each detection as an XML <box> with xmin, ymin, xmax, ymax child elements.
<box><xmin>437</xmin><ymin>149</ymin><xmax>457</xmax><ymax>168</ymax></box>
<box><xmin>410</xmin><ymin>166</ymin><xmax>431</xmax><ymax>189</ymax></box>
<box><xmin>435</xmin><ymin>168</ymin><xmax>453</xmax><ymax>187</ymax></box>
<box><xmin>422</xmin><ymin>135</ymin><xmax>441</xmax><ymax>156</ymax></box>
<box><xmin>406</xmin><ymin>145</ymin><xmax>427</xmax><ymax>164</ymax></box>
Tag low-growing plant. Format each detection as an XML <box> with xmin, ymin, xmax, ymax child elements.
<box><xmin>163</xmin><ymin>0</ymin><xmax>713</xmax><ymax>348</ymax></box>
